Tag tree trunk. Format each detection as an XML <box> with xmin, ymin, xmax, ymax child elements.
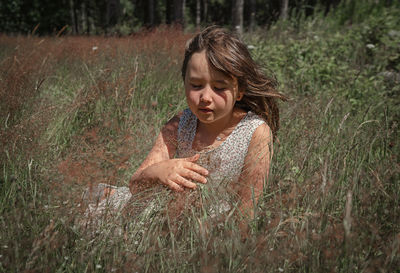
<box><xmin>173</xmin><ymin>0</ymin><xmax>184</xmax><ymax>26</ymax></box>
<box><xmin>69</xmin><ymin>0</ymin><xmax>78</xmax><ymax>34</ymax></box>
<box><xmin>148</xmin><ymin>0</ymin><xmax>155</xmax><ymax>26</ymax></box>
<box><xmin>324</xmin><ymin>0</ymin><xmax>341</xmax><ymax>15</ymax></box>
<box><xmin>86</xmin><ymin>1</ymin><xmax>96</xmax><ymax>34</ymax></box>
<box><xmin>182</xmin><ymin>0</ymin><xmax>186</xmax><ymax>26</ymax></box>
<box><xmin>166</xmin><ymin>0</ymin><xmax>173</xmax><ymax>24</ymax></box>
<box><xmin>196</xmin><ymin>0</ymin><xmax>201</xmax><ymax>28</ymax></box>
<box><xmin>249</xmin><ymin>0</ymin><xmax>256</xmax><ymax>31</ymax></box>
<box><xmin>280</xmin><ymin>0</ymin><xmax>289</xmax><ymax>20</ymax></box>
<box><xmin>232</xmin><ymin>0</ymin><xmax>244</xmax><ymax>35</ymax></box>
<box><xmin>203</xmin><ymin>0</ymin><xmax>208</xmax><ymax>24</ymax></box>
<box><xmin>81</xmin><ymin>1</ymin><xmax>87</xmax><ymax>34</ymax></box>
<box><xmin>106</xmin><ymin>0</ymin><xmax>121</xmax><ymax>28</ymax></box>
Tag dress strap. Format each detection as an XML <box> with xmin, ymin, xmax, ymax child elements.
<box><xmin>177</xmin><ymin>109</ymin><xmax>197</xmax><ymax>158</ymax></box>
<box><xmin>235</xmin><ymin>112</ymin><xmax>266</xmax><ymax>148</ymax></box>
<box><xmin>220</xmin><ymin>112</ymin><xmax>266</xmax><ymax>165</ymax></box>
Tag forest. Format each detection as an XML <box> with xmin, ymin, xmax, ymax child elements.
<box><xmin>0</xmin><ymin>0</ymin><xmax>378</xmax><ymax>35</ymax></box>
<box><xmin>0</xmin><ymin>0</ymin><xmax>399</xmax><ymax>272</ymax></box>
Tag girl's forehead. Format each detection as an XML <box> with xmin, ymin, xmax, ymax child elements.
<box><xmin>188</xmin><ymin>51</ymin><xmax>234</xmax><ymax>82</ymax></box>
<box><xmin>188</xmin><ymin>51</ymin><xmax>208</xmax><ymax>69</ymax></box>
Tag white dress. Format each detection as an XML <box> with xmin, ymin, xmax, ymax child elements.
<box><xmin>82</xmin><ymin>108</ymin><xmax>266</xmax><ymax>221</ymax></box>
<box><xmin>177</xmin><ymin>108</ymin><xmax>266</xmax><ymax>184</ymax></box>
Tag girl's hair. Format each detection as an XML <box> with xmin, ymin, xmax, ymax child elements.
<box><xmin>181</xmin><ymin>25</ymin><xmax>288</xmax><ymax>140</ymax></box>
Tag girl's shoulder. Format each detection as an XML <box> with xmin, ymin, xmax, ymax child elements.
<box><xmin>237</xmin><ymin>111</ymin><xmax>267</xmax><ymax>132</ymax></box>
<box><xmin>159</xmin><ymin>113</ymin><xmax>183</xmax><ymax>150</ymax></box>
<box><xmin>227</xmin><ymin>111</ymin><xmax>270</xmax><ymax>152</ymax></box>
<box><xmin>246</xmin><ymin>112</ymin><xmax>272</xmax><ymax>143</ymax></box>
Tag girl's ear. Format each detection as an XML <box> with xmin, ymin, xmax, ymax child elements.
<box><xmin>236</xmin><ymin>91</ymin><xmax>244</xmax><ymax>101</ymax></box>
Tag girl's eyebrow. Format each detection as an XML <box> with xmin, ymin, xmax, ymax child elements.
<box><xmin>188</xmin><ymin>77</ymin><xmax>230</xmax><ymax>85</ymax></box>
<box><xmin>188</xmin><ymin>77</ymin><xmax>202</xmax><ymax>81</ymax></box>
<box><xmin>213</xmin><ymin>79</ymin><xmax>229</xmax><ymax>84</ymax></box>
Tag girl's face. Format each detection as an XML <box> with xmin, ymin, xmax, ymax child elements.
<box><xmin>184</xmin><ymin>50</ymin><xmax>243</xmax><ymax>126</ymax></box>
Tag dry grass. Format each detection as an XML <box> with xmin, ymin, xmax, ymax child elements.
<box><xmin>0</xmin><ymin>19</ymin><xmax>399</xmax><ymax>272</ymax></box>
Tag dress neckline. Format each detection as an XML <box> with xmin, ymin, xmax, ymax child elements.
<box><xmin>190</xmin><ymin>111</ymin><xmax>250</xmax><ymax>154</ymax></box>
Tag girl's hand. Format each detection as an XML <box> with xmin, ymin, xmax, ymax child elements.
<box><xmin>142</xmin><ymin>154</ymin><xmax>208</xmax><ymax>192</ymax></box>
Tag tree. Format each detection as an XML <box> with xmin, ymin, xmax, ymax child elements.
<box><xmin>195</xmin><ymin>0</ymin><xmax>201</xmax><ymax>28</ymax></box>
<box><xmin>280</xmin><ymin>0</ymin><xmax>289</xmax><ymax>20</ymax></box>
<box><xmin>166</xmin><ymin>0</ymin><xmax>173</xmax><ymax>24</ymax></box>
<box><xmin>203</xmin><ymin>0</ymin><xmax>208</xmax><ymax>24</ymax></box>
<box><xmin>232</xmin><ymin>0</ymin><xmax>244</xmax><ymax>35</ymax></box>
<box><xmin>80</xmin><ymin>1</ymin><xmax>88</xmax><ymax>33</ymax></box>
<box><xmin>106</xmin><ymin>0</ymin><xmax>121</xmax><ymax>28</ymax></box>
<box><xmin>249</xmin><ymin>0</ymin><xmax>256</xmax><ymax>31</ymax></box>
<box><xmin>148</xmin><ymin>0</ymin><xmax>155</xmax><ymax>26</ymax></box>
<box><xmin>173</xmin><ymin>0</ymin><xmax>184</xmax><ymax>26</ymax></box>
<box><xmin>69</xmin><ymin>0</ymin><xmax>78</xmax><ymax>34</ymax></box>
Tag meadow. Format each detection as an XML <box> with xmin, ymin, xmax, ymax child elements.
<box><xmin>1</xmin><ymin>4</ymin><xmax>399</xmax><ymax>273</ymax></box>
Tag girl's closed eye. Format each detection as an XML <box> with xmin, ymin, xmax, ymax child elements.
<box><xmin>191</xmin><ymin>83</ymin><xmax>203</xmax><ymax>89</ymax></box>
<box><xmin>213</xmin><ymin>86</ymin><xmax>226</xmax><ymax>92</ymax></box>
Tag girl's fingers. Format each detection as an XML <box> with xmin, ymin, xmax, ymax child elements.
<box><xmin>185</xmin><ymin>154</ymin><xmax>200</xmax><ymax>162</ymax></box>
<box><xmin>181</xmin><ymin>168</ymin><xmax>207</xmax><ymax>184</ymax></box>
<box><xmin>185</xmin><ymin>162</ymin><xmax>209</xmax><ymax>176</ymax></box>
<box><xmin>165</xmin><ymin>179</ymin><xmax>184</xmax><ymax>192</ymax></box>
<box><xmin>174</xmin><ymin>175</ymin><xmax>198</xmax><ymax>189</ymax></box>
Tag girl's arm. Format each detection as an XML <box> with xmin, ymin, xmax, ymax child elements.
<box><xmin>129</xmin><ymin>115</ymin><xmax>208</xmax><ymax>193</ymax></box>
<box><xmin>237</xmin><ymin>123</ymin><xmax>273</xmax><ymax>219</ymax></box>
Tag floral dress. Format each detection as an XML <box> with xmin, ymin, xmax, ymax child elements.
<box><xmin>82</xmin><ymin>109</ymin><xmax>266</xmax><ymax>222</ymax></box>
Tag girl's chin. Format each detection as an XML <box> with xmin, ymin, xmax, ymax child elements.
<box><xmin>196</xmin><ymin>113</ymin><xmax>216</xmax><ymax>123</ymax></box>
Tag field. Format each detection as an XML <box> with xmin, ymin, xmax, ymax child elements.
<box><xmin>1</xmin><ymin>5</ymin><xmax>399</xmax><ymax>273</ymax></box>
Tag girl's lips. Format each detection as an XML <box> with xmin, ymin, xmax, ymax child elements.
<box><xmin>199</xmin><ymin>108</ymin><xmax>213</xmax><ymax>113</ymax></box>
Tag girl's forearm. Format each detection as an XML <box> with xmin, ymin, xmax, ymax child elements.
<box><xmin>129</xmin><ymin>166</ymin><xmax>158</xmax><ymax>194</ymax></box>
<box><xmin>238</xmin><ymin>195</ymin><xmax>261</xmax><ymax>241</ymax></box>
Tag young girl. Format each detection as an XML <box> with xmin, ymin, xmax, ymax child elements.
<box><xmin>84</xmin><ymin>26</ymin><xmax>286</xmax><ymax>222</ymax></box>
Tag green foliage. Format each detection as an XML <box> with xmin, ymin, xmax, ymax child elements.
<box><xmin>2</xmin><ymin>0</ymin><xmax>399</xmax><ymax>35</ymax></box>
<box><xmin>0</xmin><ymin>0</ymin><xmax>70</xmax><ymax>34</ymax></box>
<box><xmin>250</xmin><ymin>2</ymin><xmax>400</xmax><ymax>115</ymax></box>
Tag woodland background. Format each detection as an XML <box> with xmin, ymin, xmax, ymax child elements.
<box><xmin>0</xmin><ymin>0</ymin><xmax>373</xmax><ymax>35</ymax></box>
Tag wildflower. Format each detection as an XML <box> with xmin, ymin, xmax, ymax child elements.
<box><xmin>388</xmin><ymin>30</ymin><xmax>400</xmax><ymax>37</ymax></box>
<box><xmin>366</xmin><ymin>44</ymin><xmax>375</xmax><ymax>49</ymax></box>
<box><xmin>96</xmin><ymin>264</ymin><xmax>102</xmax><ymax>269</ymax></box>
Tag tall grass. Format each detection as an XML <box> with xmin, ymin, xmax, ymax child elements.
<box><xmin>1</xmin><ymin>4</ymin><xmax>399</xmax><ymax>272</ymax></box>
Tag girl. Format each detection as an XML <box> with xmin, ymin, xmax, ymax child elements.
<box><xmin>84</xmin><ymin>26</ymin><xmax>286</xmax><ymax>222</ymax></box>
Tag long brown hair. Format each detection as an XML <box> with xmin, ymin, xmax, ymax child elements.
<box><xmin>181</xmin><ymin>26</ymin><xmax>287</xmax><ymax>140</ymax></box>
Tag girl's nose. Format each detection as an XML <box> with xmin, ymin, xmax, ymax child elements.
<box><xmin>200</xmin><ymin>86</ymin><xmax>212</xmax><ymax>103</ymax></box>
